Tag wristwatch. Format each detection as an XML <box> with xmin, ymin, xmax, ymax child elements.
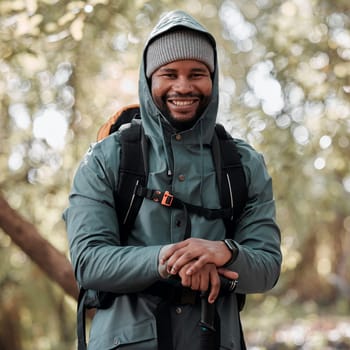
<box><xmin>222</xmin><ymin>239</ymin><xmax>238</xmax><ymax>266</ymax></box>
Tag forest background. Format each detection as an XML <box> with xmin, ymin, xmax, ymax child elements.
<box><xmin>0</xmin><ymin>0</ymin><xmax>349</xmax><ymax>349</ymax></box>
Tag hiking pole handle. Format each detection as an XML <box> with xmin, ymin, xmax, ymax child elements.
<box><xmin>199</xmin><ymin>291</ymin><xmax>216</xmax><ymax>332</ymax></box>
<box><xmin>199</xmin><ymin>275</ymin><xmax>238</xmax><ymax>331</ymax></box>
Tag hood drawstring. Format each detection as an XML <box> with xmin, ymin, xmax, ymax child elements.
<box><xmin>199</xmin><ymin>119</ymin><xmax>205</xmax><ymax>205</ymax></box>
<box><xmin>157</xmin><ymin>114</ymin><xmax>173</xmax><ymax>177</ymax></box>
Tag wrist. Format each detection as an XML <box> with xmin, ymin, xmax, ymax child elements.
<box><xmin>158</xmin><ymin>262</ymin><xmax>170</xmax><ymax>279</ymax></box>
<box><xmin>221</xmin><ymin>239</ymin><xmax>238</xmax><ymax>267</ymax></box>
<box><xmin>158</xmin><ymin>246</ymin><xmax>171</xmax><ymax>279</ymax></box>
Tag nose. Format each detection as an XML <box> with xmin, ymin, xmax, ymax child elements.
<box><xmin>173</xmin><ymin>76</ymin><xmax>193</xmax><ymax>94</ymax></box>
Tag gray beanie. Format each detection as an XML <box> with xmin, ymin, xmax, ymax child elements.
<box><xmin>146</xmin><ymin>29</ymin><xmax>215</xmax><ymax>78</ymax></box>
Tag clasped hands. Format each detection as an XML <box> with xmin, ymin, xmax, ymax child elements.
<box><xmin>158</xmin><ymin>238</ymin><xmax>239</xmax><ymax>303</ymax></box>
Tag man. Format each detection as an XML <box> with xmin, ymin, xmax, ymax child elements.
<box><xmin>64</xmin><ymin>10</ymin><xmax>282</xmax><ymax>350</ymax></box>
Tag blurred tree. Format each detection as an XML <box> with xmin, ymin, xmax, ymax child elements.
<box><xmin>0</xmin><ymin>0</ymin><xmax>349</xmax><ymax>348</ymax></box>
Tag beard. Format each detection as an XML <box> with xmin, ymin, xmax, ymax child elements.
<box><xmin>159</xmin><ymin>93</ymin><xmax>211</xmax><ymax>131</ymax></box>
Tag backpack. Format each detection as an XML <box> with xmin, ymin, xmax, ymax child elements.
<box><xmin>77</xmin><ymin>104</ymin><xmax>248</xmax><ymax>350</ymax></box>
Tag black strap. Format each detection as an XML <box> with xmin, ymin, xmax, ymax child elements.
<box><xmin>213</xmin><ymin>124</ymin><xmax>248</xmax><ymax>349</ymax></box>
<box><xmin>239</xmin><ymin>316</ymin><xmax>247</xmax><ymax>350</ymax></box>
<box><xmin>213</xmin><ymin>124</ymin><xmax>248</xmax><ymax>232</ymax></box>
<box><xmin>135</xmin><ymin>186</ymin><xmax>233</xmax><ymax>239</ymax></box>
<box><xmin>136</xmin><ymin>187</ymin><xmax>234</xmax><ymax>220</ymax></box>
<box><xmin>114</xmin><ymin>122</ymin><xmax>148</xmax><ymax>245</ymax></box>
<box><xmin>77</xmin><ymin>288</ymin><xmax>87</xmax><ymax>350</ymax></box>
<box><xmin>155</xmin><ymin>301</ymin><xmax>173</xmax><ymax>350</ymax></box>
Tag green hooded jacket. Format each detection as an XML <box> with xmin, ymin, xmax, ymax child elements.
<box><xmin>64</xmin><ymin>10</ymin><xmax>282</xmax><ymax>350</ymax></box>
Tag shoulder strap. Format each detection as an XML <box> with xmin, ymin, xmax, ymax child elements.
<box><xmin>213</xmin><ymin>123</ymin><xmax>248</xmax><ymax>237</ymax></box>
<box><xmin>96</xmin><ymin>104</ymin><xmax>146</xmax><ymax>245</ymax></box>
<box><xmin>114</xmin><ymin>121</ymin><xmax>148</xmax><ymax>245</ymax></box>
<box><xmin>213</xmin><ymin>124</ymin><xmax>248</xmax><ymax>314</ymax></box>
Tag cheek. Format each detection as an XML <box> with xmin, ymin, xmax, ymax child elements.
<box><xmin>151</xmin><ymin>79</ymin><xmax>163</xmax><ymax>100</ymax></box>
<box><xmin>151</xmin><ymin>80</ymin><xmax>165</xmax><ymax>108</ymax></box>
<box><xmin>204</xmin><ymin>80</ymin><xmax>213</xmax><ymax>96</ymax></box>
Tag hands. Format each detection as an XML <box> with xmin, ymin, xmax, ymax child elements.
<box><xmin>160</xmin><ymin>238</ymin><xmax>234</xmax><ymax>275</ymax></box>
<box><xmin>158</xmin><ymin>238</ymin><xmax>239</xmax><ymax>303</ymax></box>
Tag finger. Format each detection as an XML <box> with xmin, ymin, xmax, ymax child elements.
<box><xmin>185</xmin><ymin>256</ymin><xmax>208</xmax><ymax>276</ymax></box>
<box><xmin>199</xmin><ymin>271</ymin><xmax>209</xmax><ymax>292</ymax></box>
<box><xmin>167</xmin><ymin>249</ymin><xmax>200</xmax><ymax>274</ymax></box>
<box><xmin>178</xmin><ymin>262</ymin><xmax>195</xmax><ymax>287</ymax></box>
<box><xmin>160</xmin><ymin>240</ymin><xmax>192</xmax><ymax>264</ymax></box>
<box><xmin>164</xmin><ymin>238</ymin><xmax>205</xmax><ymax>266</ymax></box>
<box><xmin>208</xmin><ymin>272</ymin><xmax>220</xmax><ymax>304</ymax></box>
<box><xmin>159</xmin><ymin>244</ymin><xmax>178</xmax><ymax>264</ymax></box>
<box><xmin>190</xmin><ymin>274</ymin><xmax>200</xmax><ymax>291</ymax></box>
<box><xmin>217</xmin><ymin>268</ymin><xmax>239</xmax><ymax>281</ymax></box>
<box><xmin>179</xmin><ymin>270</ymin><xmax>191</xmax><ymax>287</ymax></box>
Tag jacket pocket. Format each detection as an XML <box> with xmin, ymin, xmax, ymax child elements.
<box><xmin>88</xmin><ymin>319</ymin><xmax>157</xmax><ymax>350</ymax></box>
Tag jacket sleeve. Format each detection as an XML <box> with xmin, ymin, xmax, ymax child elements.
<box><xmin>63</xmin><ymin>137</ymin><xmax>161</xmax><ymax>293</ymax></box>
<box><xmin>227</xmin><ymin>140</ymin><xmax>282</xmax><ymax>294</ymax></box>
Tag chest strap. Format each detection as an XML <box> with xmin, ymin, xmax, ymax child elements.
<box><xmin>135</xmin><ymin>186</ymin><xmax>234</xmax><ymax>240</ymax></box>
<box><xmin>136</xmin><ymin>187</ymin><xmax>234</xmax><ymax>219</ymax></box>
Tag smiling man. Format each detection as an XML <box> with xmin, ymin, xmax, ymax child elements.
<box><xmin>64</xmin><ymin>10</ymin><xmax>282</xmax><ymax>350</ymax></box>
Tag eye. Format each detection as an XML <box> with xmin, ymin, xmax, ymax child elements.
<box><xmin>191</xmin><ymin>72</ymin><xmax>208</xmax><ymax>79</ymax></box>
<box><xmin>163</xmin><ymin>73</ymin><xmax>177</xmax><ymax>79</ymax></box>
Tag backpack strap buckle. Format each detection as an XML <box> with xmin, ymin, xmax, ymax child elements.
<box><xmin>149</xmin><ymin>190</ymin><xmax>174</xmax><ymax>207</ymax></box>
<box><xmin>161</xmin><ymin>191</ymin><xmax>174</xmax><ymax>207</ymax></box>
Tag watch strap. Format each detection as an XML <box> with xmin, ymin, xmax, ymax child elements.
<box><xmin>222</xmin><ymin>239</ymin><xmax>238</xmax><ymax>266</ymax></box>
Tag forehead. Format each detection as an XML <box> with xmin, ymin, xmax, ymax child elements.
<box><xmin>156</xmin><ymin>59</ymin><xmax>210</xmax><ymax>72</ymax></box>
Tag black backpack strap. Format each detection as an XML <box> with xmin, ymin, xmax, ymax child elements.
<box><xmin>114</xmin><ymin>122</ymin><xmax>148</xmax><ymax>245</ymax></box>
<box><xmin>77</xmin><ymin>288</ymin><xmax>88</xmax><ymax>350</ymax></box>
<box><xmin>154</xmin><ymin>301</ymin><xmax>174</xmax><ymax>350</ymax></box>
<box><xmin>213</xmin><ymin>124</ymin><xmax>248</xmax><ymax>348</ymax></box>
<box><xmin>213</xmin><ymin>124</ymin><xmax>248</xmax><ymax>235</ymax></box>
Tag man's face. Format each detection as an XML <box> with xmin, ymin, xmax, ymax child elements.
<box><xmin>151</xmin><ymin>60</ymin><xmax>213</xmax><ymax>130</ymax></box>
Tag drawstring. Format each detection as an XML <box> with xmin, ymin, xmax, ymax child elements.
<box><xmin>157</xmin><ymin>114</ymin><xmax>173</xmax><ymax>176</ymax></box>
<box><xmin>199</xmin><ymin>120</ymin><xmax>205</xmax><ymax>205</ymax></box>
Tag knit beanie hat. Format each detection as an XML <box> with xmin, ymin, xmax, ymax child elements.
<box><xmin>146</xmin><ymin>29</ymin><xmax>215</xmax><ymax>78</ymax></box>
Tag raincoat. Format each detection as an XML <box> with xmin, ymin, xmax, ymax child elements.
<box><xmin>64</xmin><ymin>10</ymin><xmax>282</xmax><ymax>350</ymax></box>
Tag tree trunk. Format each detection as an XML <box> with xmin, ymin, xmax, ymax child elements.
<box><xmin>0</xmin><ymin>193</ymin><xmax>79</xmax><ymax>300</ymax></box>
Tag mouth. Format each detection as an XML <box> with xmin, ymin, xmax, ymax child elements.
<box><xmin>167</xmin><ymin>97</ymin><xmax>200</xmax><ymax>108</ymax></box>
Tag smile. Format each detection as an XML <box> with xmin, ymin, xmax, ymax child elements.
<box><xmin>168</xmin><ymin>98</ymin><xmax>199</xmax><ymax>106</ymax></box>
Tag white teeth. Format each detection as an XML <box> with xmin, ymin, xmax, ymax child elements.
<box><xmin>172</xmin><ymin>100</ymin><xmax>194</xmax><ymax>106</ymax></box>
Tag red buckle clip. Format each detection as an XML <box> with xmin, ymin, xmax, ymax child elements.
<box><xmin>161</xmin><ymin>191</ymin><xmax>174</xmax><ymax>207</ymax></box>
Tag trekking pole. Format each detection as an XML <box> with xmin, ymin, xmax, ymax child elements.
<box><xmin>199</xmin><ymin>290</ymin><xmax>220</xmax><ymax>350</ymax></box>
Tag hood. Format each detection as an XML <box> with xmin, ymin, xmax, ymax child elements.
<box><xmin>138</xmin><ymin>10</ymin><xmax>219</xmax><ymax>144</ymax></box>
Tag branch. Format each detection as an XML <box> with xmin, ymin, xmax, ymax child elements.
<box><xmin>0</xmin><ymin>192</ymin><xmax>79</xmax><ymax>300</ymax></box>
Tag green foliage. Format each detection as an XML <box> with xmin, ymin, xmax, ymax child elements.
<box><xmin>0</xmin><ymin>0</ymin><xmax>349</xmax><ymax>348</ymax></box>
